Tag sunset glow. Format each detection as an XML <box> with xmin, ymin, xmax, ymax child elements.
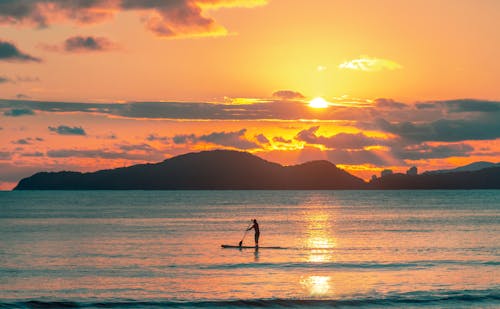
<box><xmin>309</xmin><ymin>97</ymin><xmax>329</xmax><ymax>109</ymax></box>
<box><xmin>0</xmin><ymin>0</ymin><xmax>499</xmax><ymax>190</ymax></box>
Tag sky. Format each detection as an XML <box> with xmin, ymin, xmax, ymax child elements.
<box><xmin>0</xmin><ymin>0</ymin><xmax>499</xmax><ymax>189</ymax></box>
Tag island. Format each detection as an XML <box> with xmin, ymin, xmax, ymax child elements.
<box><xmin>13</xmin><ymin>150</ymin><xmax>500</xmax><ymax>190</ymax></box>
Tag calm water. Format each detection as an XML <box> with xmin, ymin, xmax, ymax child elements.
<box><xmin>0</xmin><ymin>190</ymin><xmax>499</xmax><ymax>308</ymax></box>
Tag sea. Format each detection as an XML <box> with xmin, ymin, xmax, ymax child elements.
<box><xmin>0</xmin><ymin>190</ymin><xmax>499</xmax><ymax>308</ymax></box>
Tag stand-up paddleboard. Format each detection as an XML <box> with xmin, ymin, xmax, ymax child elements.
<box><xmin>221</xmin><ymin>244</ymin><xmax>286</xmax><ymax>249</ymax></box>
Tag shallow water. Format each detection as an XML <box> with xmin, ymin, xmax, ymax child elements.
<box><xmin>1</xmin><ymin>190</ymin><xmax>499</xmax><ymax>308</ymax></box>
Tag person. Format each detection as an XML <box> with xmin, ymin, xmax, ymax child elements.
<box><xmin>247</xmin><ymin>219</ymin><xmax>260</xmax><ymax>247</ymax></box>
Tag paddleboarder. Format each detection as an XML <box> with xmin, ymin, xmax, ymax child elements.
<box><xmin>246</xmin><ymin>219</ymin><xmax>260</xmax><ymax>247</ymax></box>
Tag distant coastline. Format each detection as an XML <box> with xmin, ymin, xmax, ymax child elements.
<box><xmin>14</xmin><ymin>150</ymin><xmax>500</xmax><ymax>190</ymax></box>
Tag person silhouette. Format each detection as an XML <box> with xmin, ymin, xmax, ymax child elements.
<box><xmin>246</xmin><ymin>219</ymin><xmax>260</xmax><ymax>247</ymax></box>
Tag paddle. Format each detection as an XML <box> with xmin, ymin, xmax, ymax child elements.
<box><xmin>238</xmin><ymin>221</ymin><xmax>253</xmax><ymax>247</ymax></box>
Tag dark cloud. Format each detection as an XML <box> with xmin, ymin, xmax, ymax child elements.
<box><xmin>118</xmin><ymin>143</ymin><xmax>156</xmax><ymax>152</ymax></box>
<box><xmin>392</xmin><ymin>143</ymin><xmax>474</xmax><ymax>160</ymax></box>
<box><xmin>416</xmin><ymin>99</ymin><xmax>500</xmax><ymax>113</ymax></box>
<box><xmin>441</xmin><ymin>99</ymin><xmax>500</xmax><ymax>113</ymax></box>
<box><xmin>60</xmin><ymin>35</ymin><xmax>118</xmax><ymax>52</ymax></box>
<box><xmin>47</xmin><ymin>147</ymin><xmax>164</xmax><ymax>161</ymax></box>
<box><xmin>377</xmin><ymin>117</ymin><xmax>500</xmax><ymax>142</ymax></box>
<box><xmin>147</xmin><ymin>134</ymin><xmax>169</xmax><ymax>143</ymax></box>
<box><xmin>0</xmin><ymin>76</ymin><xmax>12</xmax><ymax>83</ymax></box>
<box><xmin>0</xmin><ymin>0</ymin><xmax>116</xmax><ymax>26</ymax></box>
<box><xmin>255</xmin><ymin>134</ymin><xmax>269</xmax><ymax>144</ymax></box>
<box><xmin>48</xmin><ymin>125</ymin><xmax>86</xmax><ymax>135</ymax></box>
<box><xmin>0</xmin><ymin>151</ymin><xmax>12</xmax><ymax>160</ymax></box>
<box><xmin>273</xmin><ymin>136</ymin><xmax>292</xmax><ymax>144</ymax></box>
<box><xmin>173</xmin><ymin>129</ymin><xmax>259</xmax><ymax>149</ymax></box>
<box><xmin>12</xmin><ymin>138</ymin><xmax>30</xmax><ymax>145</ymax></box>
<box><xmin>21</xmin><ymin>151</ymin><xmax>44</xmax><ymax>157</ymax></box>
<box><xmin>11</xmin><ymin>137</ymin><xmax>44</xmax><ymax>145</ymax></box>
<box><xmin>1</xmin><ymin>98</ymin><xmax>499</xmax><ymax>146</ymax></box>
<box><xmin>16</xmin><ymin>94</ymin><xmax>31</xmax><ymax>99</ymax></box>
<box><xmin>4</xmin><ymin>108</ymin><xmax>35</xmax><ymax>116</ymax></box>
<box><xmin>374</xmin><ymin>98</ymin><xmax>408</xmax><ymax>109</ymax></box>
<box><xmin>0</xmin><ymin>0</ymin><xmax>264</xmax><ymax>38</ymax></box>
<box><xmin>0</xmin><ymin>99</ymin><xmax>329</xmax><ymax>120</ymax></box>
<box><xmin>325</xmin><ymin>149</ymin><xmax>389</xmax><ymax>166</ymax></box>
<box><xmin>296</xmin><ymin>126</ymin><xmax>387</xmax><ymax>149</ymax></box>
<box><xmin>415</xmin><ymin>103</ymin><xmax>436</xmax><ymax>110</ymax></box>
<box><xmin>272</xmin><ymin>90</ymin><xmax>305</xmax><ymax>100</ymax></box>
<box><xmin>0</xmin><ymin>76</ymin><xmax>39</xmax><ymax>84</ymax></box>
<box><xmin>0</xmin><ymin>39</ymin><xmax>41</xmax><ymax>62</ymax></box>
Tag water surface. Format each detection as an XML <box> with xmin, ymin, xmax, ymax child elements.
<box><xmin>1</xmin><ymin>190</ymin><xmax>499</xmax><ymax>308</ymax></box>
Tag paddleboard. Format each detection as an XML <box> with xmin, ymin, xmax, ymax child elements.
<box><xmin>221</xmin><ymin>244</ymin><xmax>285</xmax><ymax>249</ymax></box>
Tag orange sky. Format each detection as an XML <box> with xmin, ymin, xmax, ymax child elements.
<box><xmin>1</xmin><ymin>0</ymin><xmax>499</xmax><ymax>189</ymax></box>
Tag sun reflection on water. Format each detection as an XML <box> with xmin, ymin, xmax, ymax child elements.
<box><xmin>301</xmin><ymin>275</ymin><xmax>332</xmax><ymax>296</ymax></box>
<box><xmin>305</xmin><ymin>210</ymin><xmax>336</xmax><ymax>263</ymax></box>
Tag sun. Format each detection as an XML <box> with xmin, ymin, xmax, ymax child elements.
<box><xmin>309</xmin><ymin>97</ymin><xmax>329</xmax><ymax>108</ymax></box>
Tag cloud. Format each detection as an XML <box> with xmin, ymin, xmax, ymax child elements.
<box><xmin>173</xmin><ymin>129</ymin><xmax>259</xmax><ymax>149</ymax></box>
<box><xmin>11</xmin><ymin>137</ymin><xmax>44</xmax><ymax>145</ymax></box>
<box><xmin>20</xmin><ymin>151</ymin><xmax>44</xmax><ymax>157</ymax></box>
<box><xmin>272</xmin><ymin>90</ymin><xmax>305</xmax><ymax>100</ymax></box>
<box><xmin>0</xmin><ymin>39</ymin><xmax>41</xmax><ymax>62</ymax></box>
<box><xmin>273</xmin><ymin>136</ymin><xmax>292</xmax><ymax>144</ymax></box>
<box><xmin>392</xmin><ymin>143</ymin><xmax>474</xmax><ymax>160</ymax></box>
<box><xmin>42</xmin><ymin>35</ymin><xmax>119</xmax><ymax>53</ymax></box>
<box><xmin>374</xmin><ymin>98</ymin><xmax>408</xmax><ymax>109</ymax></box>
<box><xmin>14</xmin><ymin>94</ymin><xmax>30</xmax><ymax>99</ymax></box>
<box><xmin>47</xmin><ymin>147</ymin><xmax>165</xmax><ymax>161</ymax></box>
<box><xmin>0</xmin><ymin>76</ymin><xmax>12</xmax><ymax>83</ymax></box>
<box><xmin>0</xmin><ymin>0</ymin><xmax>267</xmax><ymax>38</ymax></box>
<box><xmin>416</xmin><ymin>99</ymin><xmax>500</xmax><ymax>113</ymax></box>
<box><xmin>255</xmin><ymin>133</ymin><xmax>269</xmax><ymax>144</ymax></box>
<box><xmin>0</xmin><ymin>152</ymin><xmax>12</xmax><ymax>160</ymax></box>
<box><xmin>3</xmin><ymin>108</ymin><xmax>35</xmax><ymax>116</ymax></box>
<box><xmin>0</xmin><ymin>98</ymin><xmax>324</xmax><ymax>120</ymax></box>
<box><xmin>118</xmin><ymin>143</ymin><xmax>156</xmax><ymax>152</ymax></box>
<box><xmin>325</xmin><ymin>149</ymin><xmax>389</xmax><ymax>166</ymax></box>
<box><xmin>338</xmin><ymin>56</ymin><xmax>402</xmax><ymax>72</ymax></box>
<box><xmin>48</xmin><ymin>125</ymin><xmax>86</xmax><ymax>135</ymax></box>
<box><xmin>0</xmin><ymin>76</ymin><xmax>40</xmax><ymax>85</ymax></box>
<box><xmin>1</xmin><ymin>98</ymin><xmax>499</xmax><ymax>129</ymax></box>
<box><xmin>377</xmin><ymin>116</ymin><xmax>500</xmax><ymax>142</ymax></box>
<box><xmin>147</xmin><ymin>134</ymin><xmax>170</xmax><ymax>143</ymax></box>
<box><xmin>12</xmin><ymin>138</ymin><xmax>30</xmax><ymax>145</ymax></box>
<box><xmin>296</xmin><ymin>126</ymin><xmax>387</xmax><ymax>149</ymax></box>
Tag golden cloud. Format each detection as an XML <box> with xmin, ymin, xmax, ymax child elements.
<box><xmin>338</xmin><ymin>56</ymin><xmax>402</xmax><ymax>72</ymax></box>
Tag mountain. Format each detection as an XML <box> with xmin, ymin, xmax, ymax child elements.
<box><xmin>370</xmin><ymin>166</ymin><xmax>500</xmax><ymax>189</ymax></box>
<box><xmin>426</xmin><ymin>161</ymin><xmax>500</xmax><ymax>174</ymax></box>
<box><xmin>14</xmin><ymin>150</ymin><xmax>366</xmax><ymax>190</ymax></box>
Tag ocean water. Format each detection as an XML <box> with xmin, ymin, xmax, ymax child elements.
<box><xmin>0</xmin><ymin>190</ymin><xmax>499</xmax><ymax>308</ymax></box>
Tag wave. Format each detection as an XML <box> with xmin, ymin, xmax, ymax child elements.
<box><xmin>2</xmin><ymin>289</ymin><xmax>499</xmax><ymax>308</ymax></box>
<box><xmin>197</xmin><ymin>259</ymin><xmax>500</xmax><ymax>270</ymax></box>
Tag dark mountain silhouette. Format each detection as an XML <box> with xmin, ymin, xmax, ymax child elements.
<box><xmin>13</xmin><ymin>150</ymin><xmax>500</xmax><ymax>190</ymax></box>
<box><xmin>14</xmin><ymin>150</ymin><xmax>366</xmax><ymax>190</ymax></box>
<box><xmin>370</xmin><ymin>166</ymin><xmax>500</xmax><ymax>189</ymax></box>
<box><xmin>425</xmin><ymin>161</ymin><xmax>500</xmax><ymax>174</ymax></box>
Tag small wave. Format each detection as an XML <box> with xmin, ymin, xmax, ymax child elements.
<box><xmin>197</xmin><ymin>259</ymin><xmax>500</xmax><ymax>270</ymax></box>
<box><xmin>2</xmin><ymin>289</ymin><xmax>499</xmax><ymax>308</ymax></box>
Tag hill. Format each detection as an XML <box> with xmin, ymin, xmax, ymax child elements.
<box><xmin>14</xmin><ymin>150</ymin><xmax>366</xmax><ymax>190</ymax></box>
<box><xmin>426</xmin><ymin>161</ymin><xmax>500</xmax><ymax>174</ymax></box>
<box><xmin>370</xmin><ymin>166</ymin><xmax>500</xmax><ymax>189</ymax></box>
